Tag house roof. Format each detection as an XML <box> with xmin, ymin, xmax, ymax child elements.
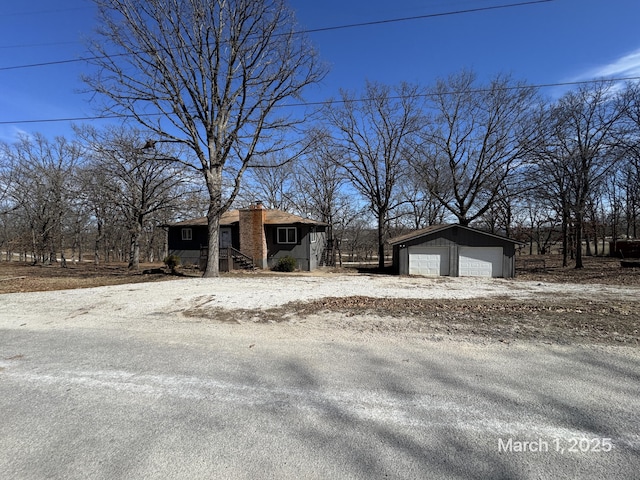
<box><xmin>388</xmin><ymin>224</ymin><xmax>525</xmax><ymax>245</ymax></box>
<box><xmin>169</xmin><ymin>209</ymin><xmax>327</xmax><ymax>227</ymax></box>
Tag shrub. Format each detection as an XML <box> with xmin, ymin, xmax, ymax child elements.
<box><xmin>163</xmin><ymin>254</ymin><xmax>180</xmax><ymax>272</ymax></box>
<box><xmin>272</xmin><ymin>255</ymin><xmax>297</xmax><ymax>272</ymax></box>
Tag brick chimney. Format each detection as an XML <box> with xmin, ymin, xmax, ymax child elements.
<box><xmin>239</xmin><ymin>201</ymin><xmax>267</xmax><ymax>268</ymax></box>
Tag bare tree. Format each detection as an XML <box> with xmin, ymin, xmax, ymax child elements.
<box><xmin>519</xmin><ymin>195</ymin><xmax>560</xmax><ymax>255</ymax></box>
<box><xmin>0</xmin><ymin>151</ymin><xmax>12</xmax><ymax>214</ymax></box>
<box><xmin>0</xmin><ymin>148</ymin><xmax>17</xmax><ymax>259</ymax></box>
<box><xmin>396</xmin><ymin>174</ymin><xmax>448</xmax><ymax>230</ymax></box>
<box><xmin>239</xmin><ymin>154</ymin><xmax>296</xmax><ymax>211</ymax></box>
<box><xmin>85</xmin><ymin>0</ymin><xmax>326</xmax><ymax>276</ymax></box>
<box><xmin>476</xmin><ymin>183</ymin><xmax>518</xmax><ymax>237</ymax></box>
<box><xmin>622</xmin><ymin>158</ymin><xmax>640</xmax><ymax>238</ymax></box>
<box><xmin>528</xmin><ymin>111</ymin><xmax>576</xmax><ymax>267</ymax></box>
<box><xmin>290</xmin><ymin>129</ymin><xmax>362</xmax><ymax>265</ymax></box>
<box><xmin>538</xmin><ymin>81</ymin><xmax>629</xmax><ymax>268</ymax></box>
<box><xmin>413</xmin><ymin>70</ymin><xmax>540</xmax><ymax>227</ymax></box>
<box><xmin>622</xmin><ymin>81</ymin><xmax>640</xmax><ymax>238</ymax></box>
<box><xmin>323</xmin><ymin>81</ymin><xmax>424</xmax><ymax>269</ymax></box>
<box><xmin>79</xmin><ymin>126</ymin><xmax>190</xmax><ymax>270</ymax></box>
<box><xmin>603</xmin><ymin>170</ymin><xmax>625</xmax><ymax>251</ymax></box>
<box><xmin>2</xmin><ymin>134</ymin><xmax>82</xmax><ymax>265</ymax></box>
<box><xmin>76</xmin><ymin>162</ymin><xmax>119</xmax><ymax>265</ymax></box>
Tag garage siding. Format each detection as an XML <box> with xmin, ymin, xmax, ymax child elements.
<box><xmin>392</xmin><ymin>225</ymin><xmax>519</xmax><ymax>278</ymax></box>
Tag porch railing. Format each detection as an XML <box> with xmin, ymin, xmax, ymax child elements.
<box><xmin>201</xmin><ymin>246</ymin><xmax>256</xmax><ymax>271</ymax></box>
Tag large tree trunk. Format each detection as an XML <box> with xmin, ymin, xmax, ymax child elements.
<box><xmin>561</xmin><ymin>209</ymin><xmax>569</xmax><ymax>268</ymax></box>
<box><xmin>203</xmin><ymin>167</ymin><xmax>223</xmax><ymax>278</ymax></box>
<box><xmin>94</xmin><ymin>219</ymin><xmax>103</xmax><ymax>266</ymax></box>
<box><xmin>377</xmin><ymin>213</ymin><xmax>386</xmax><ymax>270</ymax></box>
<box><xmin>128</xmin><ymin>233</ymin><xmax>140</xmax><ymax>270</ymax></box>
<box><xmin>60</xmin><ymin>236</ymin><xmax>67</xmax><ymax>268</ymax></box>
<box><xmin>205</xmin><ymin>208</ymin><xmax>220</xmax><ymax>277</ymax></box>
<box><xmin>128</xmin><ymin>219</ymin><xmax>143</xmax><ymax>270</ymax></box>
<box><xmin>575</xmin><ymin>209</ymin><xmax>584</xmax><ymax>269</ymax></box>
<box><xmin>457</xmin><ymin>213</ymin><xmax>470</xmax><ymax>226</ymax></box>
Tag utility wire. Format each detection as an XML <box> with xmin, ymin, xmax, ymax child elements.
<box><xmin>0</xmin><ymin>0</ymin><xmax>553</xmax><ymax>71</ymax></box>
<box><xmin>1</xmin><ymin>75</ymin><xmax>637</xmax><ymax>126</ymax></box>
<box><xmin>302</xmin><ymin>0</ymin><xmax>553</xmax><ymax>34</ymax></box>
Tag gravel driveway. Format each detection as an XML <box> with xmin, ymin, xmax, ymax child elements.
<box><xmin>2</xmin><ymin>273</ymin><xmax>639</xmax><ymax>321</ymax></box>
<box><xmin>2</xmin><ymin>274</ymin><xmax>639</xmax><ymax>344</ymax></box>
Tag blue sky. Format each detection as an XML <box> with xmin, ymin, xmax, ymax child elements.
<box><xmin>2</xmin><ymin>0</ymin><xmax>640</xmax><ymax>141</ymax></box>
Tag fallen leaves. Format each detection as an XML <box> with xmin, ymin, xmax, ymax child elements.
<box><xmin>180</xmin><ymin>295</ymin><xmax>640</xmax><ymax>346</ymax></box>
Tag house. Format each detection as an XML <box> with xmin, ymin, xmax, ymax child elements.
<box><xmin>388</xmin><ymin>224</ymin><xmax>523</xmax><ymax>278</ymax></box>
<box><xmin>167</xmin><ymin>203</ymin><xmax>328</xmax><ymax>271</ymax></box>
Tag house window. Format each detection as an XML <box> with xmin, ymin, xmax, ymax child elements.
<box><xmin>277</xmin><ymin>227</ymin><xmax>297</xmax><ymax>244</ymax></box>
<box><xmin>181</xmin><ymin>228</ymin><xmax>193</xmax><ymax>241</ymax></box>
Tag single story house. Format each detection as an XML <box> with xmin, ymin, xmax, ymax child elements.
<box><xmin>389</xmin><ymin>224</ymin><xmax>523</xmax><ymax>278</ymax></box>
<box><xmin>167</xmin><ymin>203</ymin><xmax>327</xmax><ymax>271</ymax></box>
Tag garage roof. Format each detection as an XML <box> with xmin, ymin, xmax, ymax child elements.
<box><xmin>388</xmin><ymin>224</ymin><xmax>524</xmax><ymax>246</ymax></box>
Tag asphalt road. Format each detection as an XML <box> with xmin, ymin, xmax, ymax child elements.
<box><xmin>1</xmin><ymin>315</ymin><xmax>639</xmax><ymax>480</ymax></box>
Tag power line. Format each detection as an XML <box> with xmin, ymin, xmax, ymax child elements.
<box><xmin>0</xmin><ymin>0</ymin><xmax>553</xmax><ymax>71</ymax></box>
<box><xmin>300</xmin><ymin>77</ymin><xmax>640</xmax><ymax>106</ymax></box>
<box><xmin>1</xmin><ymin>75</ymin><xmax>637</xmax><ymax>126</ymax></box>
<box><xmin>302</xmin><ymin>0</ymin><xmax>554</xmax><ymax>34</ymax></box>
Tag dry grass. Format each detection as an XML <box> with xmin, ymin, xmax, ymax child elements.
<box><xmin>515</xmin><ymin>254</ymin><xmax>640</xmax><ymax>286</ymax></box>
<box><xmin>0</xmin><ymin>255</ymin><xmax>638</xmax><ymax>295</ymax></box>
<box><xmin>0</xmin><ymin>262</ymin><xmax>181</xmax><ymax>294</ymax></box>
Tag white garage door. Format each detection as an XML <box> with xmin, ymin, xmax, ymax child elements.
<box><xmin>408</xmin><ymin>247</ymin><xmax>449</xmax><ymax>276</ymax></box>
<box><xmin>458</xmin><ymin>247</ymin><xmax>503</xmax><ymax>277</ymax></box>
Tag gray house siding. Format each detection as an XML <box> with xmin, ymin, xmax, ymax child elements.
<box><xmin>266</xmin><ymin>225</ymin><xmax>327</xmax><ymax>271</ymax></box>
<box><xmin>309</xmin><ymin>229</ymin><xmax>327</xmax><ymax>270</ymax></box>
<box><xmin>167</xmin><ymin>225</ymin><xmax>208</xmax><ymax>267</ymax></box>
<box><xmin>391</xmin><ymin>225</ymin><xmax>519</xmax><ymax>278</ymax></box>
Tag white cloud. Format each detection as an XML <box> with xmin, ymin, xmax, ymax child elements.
<box><xmin>0</xmin><ymin>125</ymin><xmax>31</xmax><ymax>143</ymax></box>
<box><xmin>576</xmin><ymin>47</ymin><xmax>640</xmax><ymax>80</ymax></box>
<box><xmin>546</xmin><ymin>47</ymin><xmax>640</xmax><ymax>98</ymax></box>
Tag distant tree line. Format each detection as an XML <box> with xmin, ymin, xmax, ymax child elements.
<box><xmin>0</xmin><ymin>126</ymin><xmax>205</xmax><ymax>269</ymax></box>
<box><xmin>240</xmin><ymin>73</ymin><xmax>640</xmax><ymax>269</ymax></box>
<box><xmin>1</xmin><ymin>73</ymin><xmax>639</xmax><ymax>269</ymax></box>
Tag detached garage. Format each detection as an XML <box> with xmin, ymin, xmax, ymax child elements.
<box><xmin>389</xmin><ymin>225</ymin><xmax>523</xmax><ymax>278</ymax></box>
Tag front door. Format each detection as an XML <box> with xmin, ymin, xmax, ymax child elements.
<box><xmin>220</xmin><ymin>228</ymin><xmax>232</xmax><ymax>248</ymax></box>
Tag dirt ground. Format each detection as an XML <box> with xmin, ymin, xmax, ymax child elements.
<box><xmin>1</xmin><ymin>255</ymin><xmax>639</xmax><ymax>346</ymax></box>
<box><xmin>254</xmin><ymin>295</ymin><xmax>640</xmax><ymax>346</ymax></box>
<box><xmin>514</xmin><ymin>254</ymin><xmax>640</xmax><ymax>286</ymax></box>
<box><xmin>1</xmin><ymin>255</ymin><xmax>638</xmax><ymax>294</ymax></box>
<box><xmin>0</xmin><ymin>262</ymin><xmax>181</xmax><ymax>294</ymax></box>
